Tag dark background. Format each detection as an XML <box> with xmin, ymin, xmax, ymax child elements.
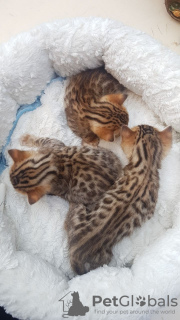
<box><xmin>0</xmin><ymin>307</ymin><xmax>19</xmax><ymax>320</ymax></box>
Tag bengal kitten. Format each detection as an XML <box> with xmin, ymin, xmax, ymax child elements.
<box><xmin>8</xmin><ymin>134</ymin><xmax>122</xmax><ymax>208</ymax></box>
<box><xmin>64</xmin><ymin>67</ymin><xmax>129</xmax><ymax>146</ymax></box>
<box><xmin>65</xmin><ymin>125</ymin><xmax>172</xmax><ymax>275</ymax></box>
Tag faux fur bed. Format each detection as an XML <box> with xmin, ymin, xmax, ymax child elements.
<box><xmin>0</xmin><ymin>17</ymin><xmax>180</xmax><ymax>320</ymax></box>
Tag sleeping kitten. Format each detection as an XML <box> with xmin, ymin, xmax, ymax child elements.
<box><xmin>64</xmin><ymin>67</ymin><xmax>129</xmax><ymax>146</ymax></box>
<box><xmin>65</xmin><ymin>125</ymin><xmax>172</xmax><ymax>274</ymax></box>
<box><xmin>8</xmin><ymin>134</ymin><xmax>122</xmax><ymax>208</ymax></box>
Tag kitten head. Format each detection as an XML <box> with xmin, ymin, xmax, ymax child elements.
<box><xmin>121</xmin><ymin>125</ymin><xmax>172</xmax><ymax>161</ymax></box>
<box><xmin>8</xmin><ymin>149</ymin><xmax>57</xmax><ymax>205</ymax></box>
<box><xmin>90</xmin><ymin>93</ymin><xmax>129</xmax><ymax>142</ymax></box>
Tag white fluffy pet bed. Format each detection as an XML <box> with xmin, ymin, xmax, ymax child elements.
<box><xmin>0</xmin><ymin>17</ymin><xmax>180</xmax><ymax>320</ymax></box>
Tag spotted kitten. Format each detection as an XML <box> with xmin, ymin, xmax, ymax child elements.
<box><xmin>64</xmin><ymin>67</ymin><xmax>129</xmax><ymax>146</ymax></box>
<box><xmin>65</xmin><ymin>125</ymin><xmax>172</xmax><ymax>275</ymax></box>
<box><xmin>8</xmin><ymin>134</ymin><xmax>122</xmax><ymax>208</ymax></box>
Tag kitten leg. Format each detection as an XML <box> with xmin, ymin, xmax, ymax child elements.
<box><xmin>65</xmin><ymin>202</ymin><xmax>113</xmax><ymax>274</ymax></box>
<box><xmin>20</xmin><ymin>134</ymin><xmax>65</xmax><ymax>151</ymax></box>
<box><xmin>64</xmin><ymin>202</ymin><xmax>87</xmax><ymax>231</ymax></box>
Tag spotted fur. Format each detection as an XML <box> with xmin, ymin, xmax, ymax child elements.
<box><xmin>65</xmin><ymin>125</ymin><xmax>172</xmax><ymax>275</ymax></box>
<box><xmin>8</xmin><ymin>134</ymin><xmax>122</xmax><ymax>207</ymax></box>
<box><xmin>64</xmin><ymin>67</ymin><xmax>129</xmax><ymax>146</ymax></box>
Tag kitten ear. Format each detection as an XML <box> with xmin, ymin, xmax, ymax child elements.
<box><xmin>120</xmin><ymin>126</ymin><xmax>136</xmax><ymax>158</ymax></box>
<box><xmin>121</xmin><ymin>125</ymin><xmax>135</xmax><ymax>139</ymax></box>
<box><xmin>158</xmin><ymin>126</ymin><xmax>172</xmax><ymax>156</ymax></box>
<box><xmin>27</xmin><ymin>186</ymin><xmax>47</xmax><ymax>205</ymax></box>
<box><xmin>158</xmin><ymin>126</ymin><xmax>172</xmax><ymax>142</ymax></box>
<box><xmin>8</xmin><ymin>149</ymin><xmax>31</xmax><ymax>162</ymax></box>
<box><xmin>102</xmin><ymin>93</ymin><xmax>128</xmax><ymax>105</ymax></box>
<box><xmin>91</xmin><ymin>126</ymin><xmax>114</xmax><ymax>142</ymax></box>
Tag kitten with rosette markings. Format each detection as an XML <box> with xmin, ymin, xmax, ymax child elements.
<box><xmin>65</xmin><ymin>125</ymin><xmax>172</xmax><ymax>275</ymax></box>
<box><xmin>8</xmin><ymin>134</ymin><xmax>122</xmax><ymax>208</ymax></box>
<box><xmin>64</xmin><ymin>67</ymin><xmax>128</xmax><ymax>146</ymax></box>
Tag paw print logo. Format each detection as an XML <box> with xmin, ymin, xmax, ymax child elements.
<box><xmin>136</xmin><ymin>296</ymin><xmax>146</xmax><ymax>307</ymax></box>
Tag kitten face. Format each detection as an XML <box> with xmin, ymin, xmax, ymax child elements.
<box><xmin>90</xmin><ymin>126</ymin><xmax>115</xmax><ymax>142</ymax></box>
<box><xmin>65</xmin><ymin>67</ymin><xmax>129</xmax><ymax>145</ymax></box>
<box><xmin>120</xmin><ymin>125</ymin><xmax>172</xmax><ymax>160</ymax></box>
<box><xmin>90</xmin><ymin>93</ymin><xmax>129</xmax><ymax>142</ymax></box>
<box><xmin>8</xmin><ymin>149</ymin><xmax>55</xmax><ymax>204</ymax></box>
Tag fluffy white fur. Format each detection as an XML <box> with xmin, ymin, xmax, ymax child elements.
<box><xmin>0</xmin><ymin>17</ymin><xmax>180</xmax><ymax>320</ymax></box>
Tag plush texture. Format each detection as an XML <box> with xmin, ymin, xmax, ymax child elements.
<box><xmin>0</xmin><ymin>17</ymin><xmax>180</xmax><ymax>320</ymax></box>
